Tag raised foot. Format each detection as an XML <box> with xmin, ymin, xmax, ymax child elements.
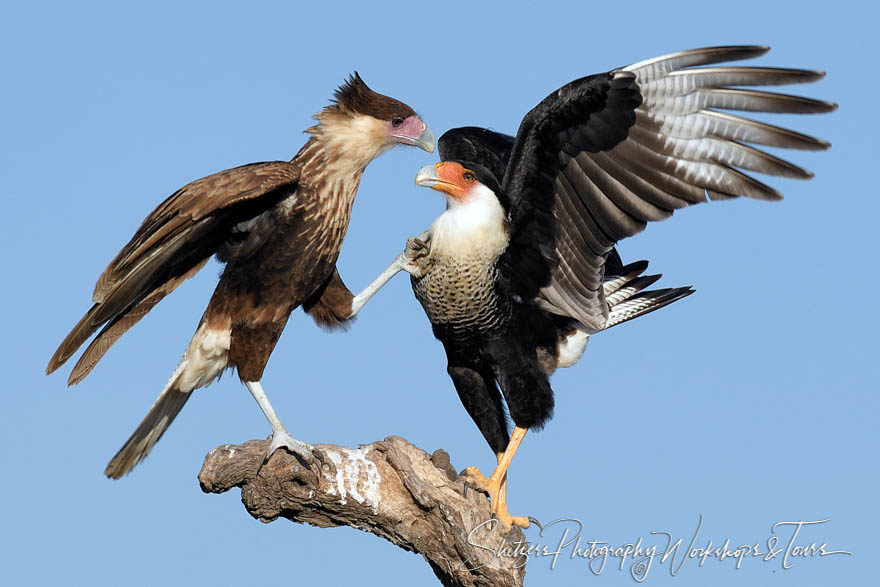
<box><xmin>401</xmin><ymin>236</ymin><xmax>433</xmax><ymax>278</ymax></box>
<box><xmin>461</xmin><ymin>466</ymin><xmax>531</xmax><ymax>529</ymax></box>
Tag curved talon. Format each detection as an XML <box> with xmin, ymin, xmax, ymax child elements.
<box><xmin>406</xmin><ymin>236</ymin><xmax>429</xmax><ymax>256</ymax></box>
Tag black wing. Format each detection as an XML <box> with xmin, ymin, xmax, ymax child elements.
<box><xmin>497</xmin><ymin>45</ymin><xmax>835</xmax><ymax>331</ymax></box>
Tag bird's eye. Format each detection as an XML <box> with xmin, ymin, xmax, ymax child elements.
<box><xmin>391</xmin><ymin>116</ymin><xmax>404</xmax><ymax>127</ymax></box>
<box><xmin>463</xmin><ymin>171</ymin><xmax>476</xmax><ymax>182</ymax></box>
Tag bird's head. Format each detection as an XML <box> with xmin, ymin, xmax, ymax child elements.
<box><xmin>315</xmin><ymin>73</ymin><xmax>434</xmax><ymax>157</ymax></box>
<box><xmin>414</xmin><ymin>161</ymin><xmax>509</xmax><ymax>251</ymax></box>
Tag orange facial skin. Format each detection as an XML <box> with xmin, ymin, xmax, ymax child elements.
<box><xmin>430</xmin><ymin>162</ymin><xmax>478</xmax><ymax>200</ymax></box>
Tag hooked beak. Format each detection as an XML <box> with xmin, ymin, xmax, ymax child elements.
<box><xmin>392</xmin><ymin>117</ymin><xmax>435</xmax><ymax>153</ymax></box>
<box><xmin>415</xmin><ymin>164</ymin><xmax>441</xmax><ymax>189</ymax></box>
<box><xmin>414</xmin><ymin>125</ymin><xmax>435</xmax><ymax>153</ymax></box>
<box><xmin>415</xmin><ymin>162</ymin><xmax>465</xmax><ymax>199</ymax></box>
<box><xmin>415</xmin><ymin>162</ymin><xmax>469</xmax><ymax>200</ymax></box>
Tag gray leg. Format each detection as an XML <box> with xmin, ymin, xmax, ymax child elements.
<box><xmin>245</xmin><ymin>380</ymin><xmax>315</xmax><ymax>461</ymax></box>
<box><xmin>349</xmin><ymin>232</ymin><xmax>433</xmax><ymax>317</ymax></box>
<box><xmin>349</xmin><ymin>254</ymin><xmax>407</xmax><ymax>316</ymax></box>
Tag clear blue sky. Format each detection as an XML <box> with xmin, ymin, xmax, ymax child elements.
<box><xmin>2</xmin><ymin>1</ymin><xmax>875</xmax><ymax>585</ymax></box>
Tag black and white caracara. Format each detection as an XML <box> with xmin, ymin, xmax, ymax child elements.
<box><xmin>364</xmin><ymin>46</ymin><xmax>836</xmax><ymax>528</ymax></box>
<box><xmin>46</xmin><ymin>74</ymin><xmax>435</xmax><ymax>479</ymax></box>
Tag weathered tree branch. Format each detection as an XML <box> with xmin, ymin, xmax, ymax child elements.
<box><xmin>199</xmin><ymin>436</ymin><xmax>526</xmax><ymax>586</ymax></box>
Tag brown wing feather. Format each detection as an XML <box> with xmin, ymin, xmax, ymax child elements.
<box><xmin>47</xmin><ymin>161</ymin><xmax>301</xmax><ymax>379</ymax></box>
<box><xmin>67</xmin><ymin>258</ymin><xmax>209</xmax><ymax>385</ymax></box>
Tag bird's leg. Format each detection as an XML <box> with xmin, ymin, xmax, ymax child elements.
<box><xmin>245</xmin><ymin>380</ymin><xmax>319</xmax><ymax>464</ymax></box>
<box><xmin>497</xmin><ymin>468</ymin><xmax>510</xmax><ymax>520</ymax></box>
<box><xmin>462</xmin><ymin>426</ymin><xmax>531</xmax><ymax>529</ymax></box>
<box><xmin>349</xmin><ymin>255</ymin><xmax>405</xmax><ymax>317</ymax></box>
<box><xmin>348</xmin><ymin>231</ymin><xmax>433</xmax><ymax>317</ymax></box>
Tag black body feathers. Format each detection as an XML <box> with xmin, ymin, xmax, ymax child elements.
<box><xmin>420</xmin><ymin>45</ymin><xmax>833</xmax><ymax>456</ymax></box>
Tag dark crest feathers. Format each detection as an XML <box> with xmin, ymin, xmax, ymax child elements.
<box><xmin>332</xmin><ymin>72</ymin><xmax>416</xmax><ymax>121</ymax></box>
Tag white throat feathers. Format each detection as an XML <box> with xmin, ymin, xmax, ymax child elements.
<box><xmin>428</xmin><ymin>182</ymin><xmax>509</xmax><ymax>258</ymax></box>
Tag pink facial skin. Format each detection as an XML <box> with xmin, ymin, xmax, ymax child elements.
<box><xmin>390</xmin><ymin>116</ymin><xmax>435</xmax><ymax>152</ymax></box>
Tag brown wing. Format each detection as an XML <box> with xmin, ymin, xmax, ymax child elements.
<box><xmin>498</xmin><ymin>46</ymin><xmax>835</xmax><ymax>331</ymax></box>
<box><xmin>47</xmin><ymin>161</ymin><xmax>302</xmax><ymax>383</ymax></box>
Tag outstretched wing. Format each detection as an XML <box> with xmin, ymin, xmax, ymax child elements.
<box><xmin>47</xmin><ymin>161</ymin><xmax>302</xmax><ymax>383</ymax></box>
<box><xmin>498</xmin><ymin>45</ymin><xmax>835</xmax><ymax>331</ymax></box>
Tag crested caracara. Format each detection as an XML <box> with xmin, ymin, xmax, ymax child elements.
<box><xmin>46</xmin><ymin>74</ymin><xmax>435</xmax><ymax>479</ymax></box>
<box><xmin>364</xmin><ymin>46</ymin><xmax>836</xmax><ymax>527</ymax></box>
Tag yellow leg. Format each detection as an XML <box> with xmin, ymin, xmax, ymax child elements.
<box><xmin>462</xmin><ymin>427</ymin><xmax>531</xmax><ymax>529</ymax></box>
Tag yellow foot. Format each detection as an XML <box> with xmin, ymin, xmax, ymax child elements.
<box><xmin>494</xmin><ymin>509</ymin><xmax>532</xmax><ymax>529</ymax></box>
<box><xmin>461</xmin><ymin>466</ymin><xmax>530</xmax><ymax>529</ymax></box>
<box><xmin>462</xmin><ymin>466</ymin><xmax>491</xmax><ymax>491</ymax></box>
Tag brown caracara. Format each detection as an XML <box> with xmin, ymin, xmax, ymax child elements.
<box><xmin>46</xmin><ymin>74</ymin><xmax>435</xmax><ymax>479</ymax></box>
<box><xmin>362</xmin><ymin>46</ymin><xmax>836</xmax><ymax>527</ymax></box>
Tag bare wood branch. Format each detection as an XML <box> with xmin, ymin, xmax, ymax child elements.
<box><xmin>199</xmin><ymin>436</ymin><xmax>527</xmax><ymax>586</ymax></box>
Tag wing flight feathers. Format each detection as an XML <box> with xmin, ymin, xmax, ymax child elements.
<box><xmin>496</xmin><ymin>45</ymin><xmax>833</xmax><ymax>329</ymax></box>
